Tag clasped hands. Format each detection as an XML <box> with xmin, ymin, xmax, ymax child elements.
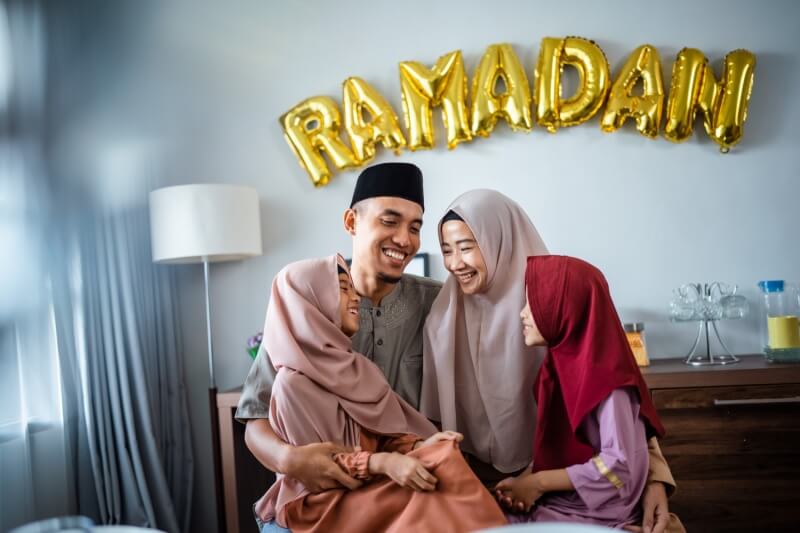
<box><xmin>494</xmin><ymin>472</ymin><xmax>544</xmax><ymax>514</ymax></box>
<box><xmin>287</xmin><ymin>431</ymin><xmax>463</xmax><ymax>494</ymax></box>
<box><xmin>369</xmin><ymin>431</ymin><xmax>463</xmax><ymax>492</ymax></box>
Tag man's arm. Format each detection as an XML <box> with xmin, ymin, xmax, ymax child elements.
<box><xmin>238</xmin><ymin>347</ymin><xmax>361</xmax><ymax>492</ymax></box>
<box><xmin>640</xmin><ymin>437</ymin><xmax>675</xmax><ymax>533</ymax></box>
<box><xmin>646</xmin><ymin>437</ymin><xmax>676</xmax><ymax>494</ymax></box>
<box><xmin>244</xmin><ymin>418</ymin><xmax>362</xmax><ymax>492</ymax></box>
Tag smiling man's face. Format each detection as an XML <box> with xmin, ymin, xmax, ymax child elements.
<box><xmin>345</xmin><ymin>196</ymin><xmax>422</xmax><ymax>284</ymax></box>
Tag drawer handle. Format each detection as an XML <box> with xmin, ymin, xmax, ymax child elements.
<box><xmin>713</xmin><ymin>397</ymin><xmax>800</xmax><ymax>406</ymax></box>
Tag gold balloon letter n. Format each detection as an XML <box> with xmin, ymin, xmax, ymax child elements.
<box><xmin>664</xmin><ymin>48</ymin><xmax>756</xmax><ymax>152</ymax></box>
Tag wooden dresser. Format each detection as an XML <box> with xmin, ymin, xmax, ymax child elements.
<box><xmin>217</xmin><ymin>355</ymin><xmax>800</xmax><ymax>533</ymax></box>
<box><xmin>216</xmin><ymin>388</ymin><xmax>273</xmax><ymax>533</ymax></box>
<box><xmin>641</xmin><ymin>355</ymin><xmax>800</xmax><ymax>532</ymax></box>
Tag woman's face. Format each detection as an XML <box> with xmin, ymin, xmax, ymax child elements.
<box><xmin>520</xmin><ymin>292</ymin><xmax>547</xmax><ymax>346</ymax></box>
<box><xmin>338</xmin><ymin>273</ymin><xmax>361</xmax><ymax>336</ymax></box>
<box><xmin>440</xmin><ymin>220</ymin><xmax>489</xmax><ymax>295</ymax></box>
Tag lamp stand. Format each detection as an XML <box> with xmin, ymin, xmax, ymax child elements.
<box><xmin>203</xmin><ymin>258</ymin><xmax>226</xmax><ymax>532</ymax></box>
<box><xmin>204</xmin><ymin>259</ymin><xmax>216</xmax><ymax>389</ymax></box>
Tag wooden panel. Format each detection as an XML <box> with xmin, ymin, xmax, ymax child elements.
<box><xmin>655</xmin><ymin>384</ymin><xmax>800</xmax><ymax>532</ymax></box>
<box><xmin>642</xmin><ymin>355</ymin><xmax>800</xmax><ymax>389</ymax></box>
<box><xmin>218</xmin><ymin>406</ymin><xmax>275</xmax><ymax>533</ymax></box>
<box><xmin>217</xmin><ymin>406</ymin><xmax>241</xmax><ymax>533</ymax></box>
<box><xmin>217</xmin><ymin>387</ymin><xmax>244</xmax><ymax>408</ymax></box>
<box><xmin>668</xmin><ymin>480</ymin><xmax>798</xmax><ymax>533</ymax></box>
<box><xmin>652</xmin><ymin>383</ymin><xmax>800</xmax><ymax>409</ymax></box>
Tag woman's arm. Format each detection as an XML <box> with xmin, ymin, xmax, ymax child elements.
<box><xmin>496</xmin><ymin>388</ymin><xmax>649</xmax><ymax>513</ymax></box>
<box><xmin>368</xmin><ymin>452</ymin><xmax>438</xmax><ymax>491</ymax></box>
<box><xmin>495</xmin><ymin>468</ymin><xmax>574</xmax><ymax>513</ymax></box>
<box><xmin>564</xmin><ymin>388</ymin><xmax>649</xmax><ymax>510</ymax></box>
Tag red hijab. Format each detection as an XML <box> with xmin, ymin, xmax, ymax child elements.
<box><xmin>525</xmin><ymin>255</ymin><xmax>664</xmax><ymax>472</ymax></box>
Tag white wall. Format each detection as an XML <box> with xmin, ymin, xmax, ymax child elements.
<box><xmin>51</xmin><ymin>0</ymin><xmax>800</xmax><ymax>529</ymax></box>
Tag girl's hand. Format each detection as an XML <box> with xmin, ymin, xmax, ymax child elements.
<box><xmin>370</xmin><ymin>452</ymin><xmax>438</xmax><ymax>491</ymax></box>
<box><xmin>494</xmin><ymin>472</ymin><xmax>544</xmax><ymax>513</ymax></box>
<box><xmin>415</xmin><ymin>431</ymin><xmax>463</xmax><ymax>449</ymax></box>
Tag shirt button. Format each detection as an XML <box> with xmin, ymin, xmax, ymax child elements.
<box><xmin>376</xmin><ymin>310</ymin><xmax>382</xmax><ymax>317</ymax></box>
<box><xmin>377</xmin><ymin>339</ymin><xmax>384</xmax><ymax>346</ymax></box>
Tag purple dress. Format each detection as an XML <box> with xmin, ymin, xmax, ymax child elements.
<box><xmin>509</xmin><ymin>388</ymin><xmax>649</xmax><ymax>528</ymax></box>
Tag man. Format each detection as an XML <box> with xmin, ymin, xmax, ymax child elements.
<box><xmin>236</xmin><ymin>162</ymin><xmax>675</xmax><ymax>533</ymax></box>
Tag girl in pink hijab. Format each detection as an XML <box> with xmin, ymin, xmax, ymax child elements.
<box><xmin>254</xmin><ymin>254</ymin><xmax>506</xmax><ymax>532</ymax></box>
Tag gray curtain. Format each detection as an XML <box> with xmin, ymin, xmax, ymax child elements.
<box><xmin>51</xmin><ymin>201</ymin><xmax>196</xmax><ymax>532</ymax></box>
<box><xmin>1</xmin><ymin>0</ymin><xmax>72</xmax><ymax>528</ymax></box>
<box><xmin>0</xmin><ymin>0</ymin><xmax>195</xmax><ymax>529</ymax></box>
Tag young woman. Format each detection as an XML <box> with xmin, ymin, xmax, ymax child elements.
<box><xmin>254</xmin><ymin>255</ymin><xmax>506</xmax><ymax>532</ymax></box>
<box><xmin>421</xmin><ymin>189</ymin><xmax>549</xmax><ymax>485</ymax></box>
<box><xmin>495</xmin><ymin>255</ymin><xmax>665</xmax><ymax>528</ymax></box>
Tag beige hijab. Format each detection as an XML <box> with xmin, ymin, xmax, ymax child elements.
<box><xmin>421</xmin><ymin>189</ymin><xmax>549</xmax><ymax>473</ymax></box>
<box><xmin>256</xmin><ymin>255</ymin><xmax>436</xmax><ymax>523</ymax></box>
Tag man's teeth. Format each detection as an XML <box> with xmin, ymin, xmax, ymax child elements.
<box><xmin>383</xmin><ymin>249</ymin><xmax>406</xmax><ymax>261</ymax></box>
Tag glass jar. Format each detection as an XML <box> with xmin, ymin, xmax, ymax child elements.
<box><xmin>624</xmin><ymin>322</ymin><xmax>650</xmax><ymax>367</ymax></box>
<box><xmin>757</xmin><ymin>280</ymin><xmax>800</xmax><ymax>363</ymax></box>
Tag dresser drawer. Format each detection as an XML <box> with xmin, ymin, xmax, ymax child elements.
<box><xmin>652</xmin><ymin>383</ymin><xmax>800</xmax><ymax>409</ymax></box>
<box><xmin>653</xmin><ymin>384</ymin><xmax>800</xmax><ymax>532</ymax></box>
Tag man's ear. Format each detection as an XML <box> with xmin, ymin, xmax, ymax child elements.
<box><xmin>343</xmin><ymin>208</ymin><xmax>357</xmax><ymax>236</ymax></box>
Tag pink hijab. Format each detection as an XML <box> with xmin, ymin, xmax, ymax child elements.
<box><xmin>421</xmin><ymin>190</ymin><xmax>549</xmax><ymax>473</ymax></box>
<box><xmin>255</xmin><ymin>255</ymin><xmax>436</xmax><ymax>524</ymax></box>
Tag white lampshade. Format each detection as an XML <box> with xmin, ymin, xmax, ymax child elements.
<box><xmin>149</xmin><ymin>184</ymin><xmax>262</xmax><ymax>264</ymax></box>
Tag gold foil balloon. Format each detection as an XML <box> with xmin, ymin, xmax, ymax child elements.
<box><xmin>712</xmin><ymin>50</ymin><xmax>756</xmax><ymax>151</ymax></box>
<box><xmin>342</xmin><ymin>77</ymin><xmax>407</xmax><ymax>164</ymax></box>
<box><xmin>399</xmin><ymin>50</ymin><xmax>472</xmax><ymax>150</ymax></box>
<box><xmin>601</xmin><ymin>44</ymin><xmax>665</xmax><ymax>138</ymax></box>
<box><xmin>664</xmin><ymin>49</ymin><xmax>712</xmax><ymax>144</ymax></box>
<box><xmin>470</xmin><ymin>43</ymin><xmax>533</xmax><ymax>137</ymax></box>
<box><xmin>280</xmin><ymin>96</ymin><xmax>358</xmax><ymax>187</ymax></box>
<box><xmin>664</xmin><ymin>48</ymin><xmax>756</xmax><ymax>152</ymax></box>
<box><xmin>535</xmin><ymin>37</ymin><xmax>610</xmax><ymax>132</ymax></box>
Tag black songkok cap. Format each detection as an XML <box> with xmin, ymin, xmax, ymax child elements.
<box><xmin>350</xmin><ymin>162</ymin><xmax>424</xmax><ymax>211</ymax></box>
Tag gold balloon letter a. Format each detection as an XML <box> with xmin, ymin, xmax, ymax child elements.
<box><xmin>664</xmin><ymin>48</ymin><xmax>756</xmax><ymax>152</ymax></box>
<box><xmin>280</xmin><ymin>96</ymin><xmax>358</xmax><ymax>188</ymax></box>
<box><xmin>536</xmin><ymin>37</ymin><xmax>610</xmax><ymax>132</ymax></box>
<box><xmin>399</xmin><ymin>50</ymin><xmax>472</xmax><ymax>151</ymax></box>
<box><xmin>601</xmin><ymin>45</ymin><xmax>665</xmax><ymax>139</ymax></box>
<box><xmin>342</xmin><ymin>77</ymin><xmax>407</xmax><ymax>164</ymax></box>
<box><xmin>470</xmin><ymin>43</ymin><xmax>533</xmax><ymax>137</ymax></box>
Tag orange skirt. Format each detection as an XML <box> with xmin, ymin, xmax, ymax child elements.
<box><xmin>283</xmin><ymin>440</ymin><xmax>507</xmax><ymax>533</ymax></box>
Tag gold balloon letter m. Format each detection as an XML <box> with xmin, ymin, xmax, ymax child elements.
<box><xmin>399</xmin><ymin>50</ymin><xmax>472</xmax><ymax>150</ymax></box>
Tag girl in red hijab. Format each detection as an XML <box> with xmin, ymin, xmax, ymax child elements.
<box><xmin>496</xmin><ymin>255</ymin><xmax>665</xmax><ymax>528</ymax></box>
